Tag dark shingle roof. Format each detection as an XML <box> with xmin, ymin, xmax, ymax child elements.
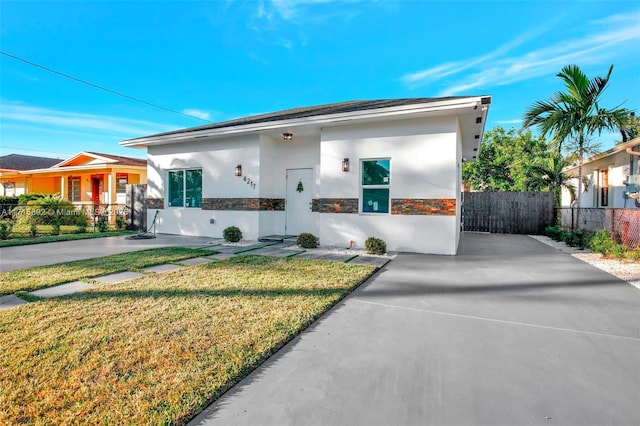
<box><xmin>131</xmin><ymin>97</ymin><xmax>471</xmax><ymax>140</ymax></box>
<box><xmin>0</xmin><ymin>154</ymin><xmax>61</xmax><ymax>170</ymax></box>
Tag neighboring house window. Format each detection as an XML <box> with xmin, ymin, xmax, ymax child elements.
<box><xmin>3</xmin><ymin>182</ymin><xmax>15</xmax><ymax>196</ymax></box>
<box><xmin>361</xmin><ymin>159</ymin><xmax>390</xmax><ymax>214</ymax></box>
<box><xmin>68</xmin><ymin>177</ymin><xmax>81</xmax><ymax>202</ymax></box>
<box><xmin>168</xmin><ymin>169</ymin><xmax>202</xmax><ymax>208</ymax></box>
<box><xmin>599</xmin><ymin>169</ymin><xmax>609</xmax><ymax>207</ymax></box>
<box><xmin>116</xmin><ymin>173</ymin><xmax>128</xmax><ymax>194</ymax></box>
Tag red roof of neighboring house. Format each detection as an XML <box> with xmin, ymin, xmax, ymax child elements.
<box><xmin>84</xmin><ymin>152</ymin><xmax>147</xmax><ymax>167</ymax></box>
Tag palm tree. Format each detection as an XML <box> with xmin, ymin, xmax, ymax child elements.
<box><xmin>527</xmin><ymin>154</ymin><xmax>575</xmax><ymax>208</ymax></box>
<box><xmin>522</xmin><ymin>64</ymin><xmax>632</xmax><ymax>225</ymax></box>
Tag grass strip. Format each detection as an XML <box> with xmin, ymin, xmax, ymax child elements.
<box><xmin>0</xmin><ymin>247</ymin><xmax>212</xmax><ymax>295</ymax></box>
<box><xmin>0</xmin><ymin>230</ymin><xmax>136</xmax><ymax>248</ymax></box>
<box><xmin>0</xmin><ymin>255</ymin><xmax>375</xmax><ymax>425</ymax></box>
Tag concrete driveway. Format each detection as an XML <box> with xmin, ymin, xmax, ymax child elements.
<box><xmin>190</xmin><ymin>233</ymin><xmax>640</xmax><ymax>426</ymax></box>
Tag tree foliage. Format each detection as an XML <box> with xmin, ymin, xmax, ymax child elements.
<box><xmin>462</xmin><ymin>127</ymin><xmax>548</xmax><ymax>192</ymax></box>
<box><xmin>522</xmin><ymin>64</ymin><xmax>632</xmax><ymax>213</ymax></box>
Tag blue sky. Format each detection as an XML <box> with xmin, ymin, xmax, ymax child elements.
<box><xmin>1</xmin><ymin>0</ymin><xmax>639</xmax><ymax>161</ymax></box>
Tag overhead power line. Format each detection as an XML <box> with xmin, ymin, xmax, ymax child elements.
<box><xmin>0</xmin><ymin>51</ymin><xmax>212</xmax><ymax>123</ymax></box>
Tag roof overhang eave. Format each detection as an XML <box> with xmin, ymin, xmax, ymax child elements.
<box><xmin>121</xmin><ymin>97</ymin><xmax>489</xmax><ymax>148</ymax></box>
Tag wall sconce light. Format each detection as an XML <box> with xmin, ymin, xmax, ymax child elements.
<box><xmin>283</xmin><ymin>132</ymin><xmax>293</xmax><ymax>141</ymax></box>
<box><xmin>342</xmin><ymin>158</ymin><xmax>350</xmax><ymax>172</ymax></box>
<box><xmin>234</xmin><ymin>164</ymin><xmax>242</xmax><ymax>177</ymax></box>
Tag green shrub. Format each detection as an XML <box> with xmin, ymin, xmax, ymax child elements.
<box><xmin>296</xmin><ymin>233</ymin><xmax>319</xmax><ymax>249</ymax></box>
<box><xmin>16</xmin><ymin>194</ymin><xmax>82</xmax><ymax>226</ymax></box>
<box><xmin>0</xmin><ymin>220</ymin><xmax>14</xmax><ymax>240</ymax></box>
<box><xmin>223</xmin><ymin>226</ymin><xmax>242</xmax><ymax>243</ymax></box>
<box><xmin>587</xmin><ymin>229</ymin><xmax>617</xmax><ymax>256</ymax></box>
<box><xmin>626</xmin><ymin>248</ymin><xmax>640</xmax><ymax>262</ymax></box>
<box><xmin>115</xmin><ymin>214</ymin><xmax>126</xmax><ymax>230</ymax></box>
<box><xmin>29</xmin><ymin>223</ymin><xmax>38</xmax><ymax>238</ymax></box>
<box><xmin>18</xmin><ymin>193</ymin><xmax>47</xmax><ymax>204</ymax></box>
<box><xmin>97</xmin><ymin>215</ymin><xmax>109</xmax><ymax>232</ymax></box>
<box><xmin>0</xmin><ymin>196</ymin><xmax>19</xmax><ymax>219</ymax></box>
<box><xmin>562</xmin><ymin>229</ymin><xmax>587</xmax><ymax>248</ymax></box>
<box><xmin>544</xmin><ymin>225</ymin><xmax>567</xmax><ymax>241</ymax></box>
<box><xmin>51</xmin><ymin>219</ymin><xmax>61</xmax><ymax>236</ymax></box>
<box><xmin>77</xmin><ymin>214</ymin><xmax>88</xmax><ymax>233</ymax></box>
<box><xmin>365</xmin><ymin>237</ymin><xmax>387</xmax><ymax>255</ymax></box>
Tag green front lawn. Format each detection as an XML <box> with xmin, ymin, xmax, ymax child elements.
<box><xmin>0</xmin><ymin>247</ymin><xmax>212</xmax><ymax>295</ymax></box>
<box><xmin>0</xmin><ymin>255</ymin><xmax>375</xmax><ymax>424</ymax></box>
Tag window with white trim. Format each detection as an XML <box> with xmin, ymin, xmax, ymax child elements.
<box><xmin>361</xmin><ymin>159</ymin><xmax>390</xmax><ymax>214</ymax></box>
<box><xmin>168</xmin><ymin>169</ymin><xmax>202</xmax><ymax>208</ymax></box>
<box><xmin>68</xmin><ymin>177</ymin><xmax>81</xmax><ymax>202</ymax></box>
<box><xmin>116</xmin><ymin>173</ymin><xmax>128</xmax><ymax>194</ymax></box>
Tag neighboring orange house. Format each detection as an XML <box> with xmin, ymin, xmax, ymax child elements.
<box><xmin>0</xmin><ymin>152</ymin><xmax>146</xmax><ymax>211</ymax></box>
<box><xmin>0</xmin><ymin>154</ymin><xmax>61</xmax><ymax>196</ymax></box>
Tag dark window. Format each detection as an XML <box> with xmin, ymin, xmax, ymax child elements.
<box><xmin>168</xmin><ymin>169</ymin><xmax>202</xmax><ymax>208</ymax></box>
<box><xmin>361</xmin><ymin>159</ymin><xmax>390</xmax><ymax>213</ymax></box>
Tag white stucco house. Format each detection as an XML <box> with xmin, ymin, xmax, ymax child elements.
<box><xmin>120</xmin><ymin>97</ymin><xmax>491</xmax><ymax>254</ymax></box>
<box><xmin>562</xmin><ymin>137</ymin><xmax>640</xmax><ymax>209</ymax></box>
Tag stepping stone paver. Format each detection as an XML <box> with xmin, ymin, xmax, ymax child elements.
<box><xmin>292</xmin><ymin>252</ymin><xmax>357</xmax><ymax>262</ymax></box>
<box><xmin>29</xmin><ymin>281</ymin><xmax>95</xmax><ymax>299</ymax></box>
<box><xmin>248</xmin><ymin>246</ymin><xmax>305</xmax><ymax>258</ymax></box>
<box><xmin>346</xmin><ymin>256</ymin><xmax>391</xmax><ymax>268</ymax></box>
<box><xmin>207</xmin><ymin>252</ymin><xmax>236</xmax><ymax>260</ymax></box>
<box><xmin>142</xmin><ymin>264</ymin><xmax>185</xmax><ymax>273</ymax></box>
<box><xmin>177</xmin><ymin>257</ymin><xmax>217</xmax><ymax>266</ymax></box>
<box><xmin>93</xmin><ymin>271</ymin><xmax>145</xmax><ymax>284</ymax></box>
<box><xmin>0</xmin><ymin>294</ymin><xmax>29</xmax><ymax>310</ymax></box>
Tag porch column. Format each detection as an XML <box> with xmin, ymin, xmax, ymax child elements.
<box><xmin>60</xmin><ymin>176</ymin><xmax>66</xmax><ymax>200</ymax></box>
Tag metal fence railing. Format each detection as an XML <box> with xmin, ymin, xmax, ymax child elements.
<box><xmin>556</xmin><ymin>207</ymin><xmax>640</xmax><ymax>248</ymax></box>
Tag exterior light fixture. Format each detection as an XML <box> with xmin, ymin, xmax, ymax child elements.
<box><xmin>283</xmin><ymin>132</ymin><xmax>293</xmax><ymax>141</ymax></box>
<box><xmin>234</xmin><ymin>165</ymin><xmax>242</xmax><ymax>177</ymax></box>
<box><xmin>342</xmin><ymin>158</ymin><xmax>350</xmax><ymax>172</ymax></box>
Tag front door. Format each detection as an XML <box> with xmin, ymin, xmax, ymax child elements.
<box><xmin>285</xmin><ymin>168</ymin><xmax>314</xmax><ymax>235</ymax></box>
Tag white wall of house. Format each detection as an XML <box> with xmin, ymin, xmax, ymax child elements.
<box><xmin>563</xmin><ymin>149</ymin><xmax>639</xmax><ymax>209</ymax></box>
<box><xmin>258</xmin><ymin>134</ymin><xmax>320</xmax><ymax>237</ymax></box>
<box><xmin>147</xmin><ymin>136</ymin><xmax>262</xmax><ymax>239</ymax></box>
<box><xmin>319</xmin><ymin>116</ymin><xmax>460</xmax><ymax>254</ymax></box>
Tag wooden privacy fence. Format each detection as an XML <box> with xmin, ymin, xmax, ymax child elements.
<box><xmin>462</xmin><ymin>192</ymin><xmax>555</xmax><ymax>234</ymax></box>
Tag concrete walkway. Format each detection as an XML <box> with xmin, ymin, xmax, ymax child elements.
<box><xmin>190</xmin><ymin>233</ymin><xmax>640</xmax><ymax>426</ymax></box>
<box><xmin>0</xmin><ymin>234</ymin><xmax>391</xmax><ymax>310</ymax></box>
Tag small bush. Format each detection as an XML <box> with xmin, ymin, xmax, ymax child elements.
<box><xmin>51</xmin><ymin>219</ymin><xmax>61</xmax><ymax>236</ymax></box>
<box><xmin>223</xmin><ymin>226</ymin><xmax>242</xmax><ymax>243</ymax></box>
<box><xmin>0</xmin><ymin>220</ymin><xmax>14</xmax><ymax>240</ymax></box>
<box><xmin>365</xmin><ymin>237</ymin><xmax>387</xmax><ymax>255</ymax></box>
<box><xmin>587</xmin><ymin>229</ymin><xmax>617</xmax><ymax>256</ymax></box>
<box><xmin>115</xmin><ymin>214</ymin><xmax>126</xmax><ymax>230</ymax></box>
<box><xmin>297</xmin><ymin>233</ymin><xmax>319</xmax><ymax>249</ymax></box>
<box><xmin>97</xmin><ymin>215</ymin><xmax>109</xmax><ymax>232</ymax></box>
<box><xmin>544</xmin><ymin>225</ymin><xmax>567</xmax><ymax>242</ymax></box>
<box><xmin>29</xmin><ymin>223</ymin><xmax>38</xmax><ymax>237</ymax></box>
<box><xmin>77</xmin><ymin>214</ymin><xmax>88</xmax><ymax>233</ymax></box>
<box><xmin>562</xmin><ymin>229</ymin><xmax>586</xmax><ymax>248</ymax></box>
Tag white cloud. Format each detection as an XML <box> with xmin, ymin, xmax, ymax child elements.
<box><xmin>401</xmin><ymin>9</ymin><xmax>640</xmax><ymax>95</ymax></box>
<box><xmin>182</xmin><ymin>109</ymin><xmax>211</xmax><ymax>120</ymax></box>
<box><xmin>246</xmin><ymin>0</ymin><xmax>368</xmax><ymax>50</ymax></box>
<box><xmin>497</xmin><ymin>119</ymin><xmax>523</xmax><ymax>125</ymax></box>
<box><xmin>0</xmin><ymin>102</ymin><xmax>178</xmax><ymax>138</ymax></box>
